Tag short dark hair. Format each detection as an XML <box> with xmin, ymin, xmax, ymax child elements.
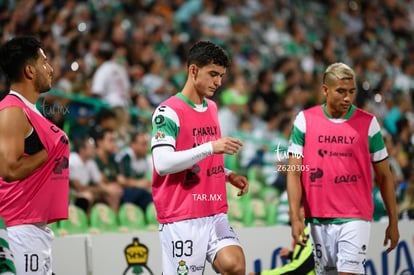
<box><xmin>396</xmin><ymin>117</ymin><xmax>409</xmax><ymax>135</ymax></box>
<box><xmin>95</xmin><ymin>108</ymin><xmax>116</xmax><ymax>124</ymax></box>
<box><xmin>94</xmin><ymin>128</ymin><xmax>113</xmax><ymax>143</ymax></box>
<box><xmin>72</xmin><ymin>135</ymin><xmax>93</xmax><ymax>153</ymax></box>
<box><xmin>97</xmin><ymin>42</ymin><xmax>114</xmax><ymax>60</ymax></box>
<box><xmin>187</xmin><ymin>41</ymin><xmax>230</xmax><ymax>69</ymax></box>
<box><xmin>0</xmin><ymin>36</ymin><xmax>42</xmax><ymax>83</ymax></box>
<box><xmin>130</xmin><ymin>131</ymin><xmax>148</xmax><ymax>144</ymax></box>
<box><xmin>278</xmin><ymin>116</ymin><xmax>292</xmax><ymax>132</ymax></box>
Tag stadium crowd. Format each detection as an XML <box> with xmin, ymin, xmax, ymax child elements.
<box><xmin>1</xmin><ymin>0</ymin><xmax>414</xmax><ymax>229</ymax></box>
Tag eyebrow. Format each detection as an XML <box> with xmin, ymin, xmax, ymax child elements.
<box><xmin>336</xmin><ymin>87</ymin><xmax>356</xmax><ymax>92</ymax></box>
<box><xmin>209</xmin><ymin>70</ymin><xmax>225</xmax><ymax>77</ymax></box>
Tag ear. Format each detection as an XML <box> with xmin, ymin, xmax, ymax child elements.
<box><xmin>322</xmin><ymin>84</ymin><xmax>328</xmax><ymax>97</ymax></box>
<box><xmin>189</xmin><ymin>64</ymin><xmax>198</xmax><ymax>78</ymax></box>
<box><xmin>24</xmin><ymin>65</ymin><xmax>35</xmax><ymax>80</ymax></box>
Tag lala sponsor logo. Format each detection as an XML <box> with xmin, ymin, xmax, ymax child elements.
<box><xmin>207</xmin><ymin>165</ymin><xmax>224</xmax><ymax>177</ymax></box>
<box><xmin>334</xmin><ymin>174</ymin><xmax>361</xmax><ymax>184</ymax></box>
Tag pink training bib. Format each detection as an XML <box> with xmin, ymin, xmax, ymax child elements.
<box><xmin>0</xmin><ymin>95</ymin><xmax>70</xmax><ymax>227</ymax></box>
<box><xmin>152</xmin><ymin>96</ymin><xmax>227</xmax><ymax>223</ymax></box>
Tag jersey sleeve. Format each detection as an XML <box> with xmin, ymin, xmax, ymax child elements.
<box><xmin>151</xmin><ymin>105</ymin><xmax>180</xmax><ymax>150</ymax></box>
<box><xmin>368</xmin><ymin>116</ymin><xmax>388</xmax><ymax>162</ymax></box>
<box><xmin>288</xmin><ymin>111</ymin><xmax>306</xmax><ymax>156</ymax></box>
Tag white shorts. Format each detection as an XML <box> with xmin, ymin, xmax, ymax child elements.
<box><xmin>309</xmin><ymin>220</ymin><xmax>371</xmax><ymax>275</ymax></box>
<box><xmin>7</xmin><ymin>224</ymin><xmax>54</xmax><ymax>275</ymax></box>
<box><xmin>159</xmin><ymin>213</ymin><xmax>241</xmax><ymax>275</ymax></box>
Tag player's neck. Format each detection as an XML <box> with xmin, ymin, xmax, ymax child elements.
<box><xmin>181</xmin><ymin>84</ymin><xmax>204</xmax><ymax>105</ymax></box>
<box><xmin>10</xmin><ymin>84</ymin><xmax>39</xmax><ymax>104</ymax></box>
<box><xmin>325</xmin><ymin>105</ymin><xmax>348</xmax><ymax>119</ymax></box>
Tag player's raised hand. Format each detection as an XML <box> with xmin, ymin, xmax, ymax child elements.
<box><xmin>212</xmin><ymin>137</ymin><xmax>243</xmax><ymax>155</ymax></box>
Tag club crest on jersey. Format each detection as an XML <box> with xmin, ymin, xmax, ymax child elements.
<box><xmin>154</xmin><ymin>115</ymin><xmax>165</xmax><ymax>125</ymax></box>
<box><xmin>177</xmin><ymin>260</ymin><xmax>189</xmax><ymax>275</ymax></box>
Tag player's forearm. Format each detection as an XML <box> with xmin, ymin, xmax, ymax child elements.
<box><xmin>1</xmin><ymin>149</ymin><xmax>48</xmax><ymax>182</ymax></box>
<box><xmin>378</xmin><ymin>176</ymin><xmax>399</xmax><ymax>225</ymax></box>
<box><xmin>374</xmin><ymin>160</ymin><xmax>399</xmax><ymax>225</ymax></box>
<box><xmin>287</xmin><ymin>177</ymin><xmax>303</xmax><ymax>221</ymax></box>
<box><xmin>287</xmin><ymin>157</ymin><xmax>303</xmax><ymax>221</ymax></box>
<box><xmin>152</xmin><ymin>142</ymin><xmax>213</xmax><ymax>176</ymax></box>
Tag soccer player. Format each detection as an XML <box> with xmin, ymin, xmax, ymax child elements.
<box><xmin>287</xmin><ymin>62</ymin><xmax>399</xmax><ymax>275</ymax></box>
<box><xmin>151</xmin><ymin>41</ymin><xmax>249</xmax><ymax>274</ymax></box>
<box><xmin>0</xmin><ymin>36</ymin><xmax>70</xmax><ymax>275</ymax></box>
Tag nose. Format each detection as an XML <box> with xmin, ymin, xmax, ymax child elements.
<box><xmin>215</xmin><ymin>76</ymin><xmax>222</xmax><ymax>87</ymax></box>
<box><xmin>47</xmin><ymin>63</ymin><xmax>54</xmax><ymax>74</ymax></box>
<box><xmin>343</xmin><ymin>92</ymin><xmax>351</xmax><ymax>102</ymax></box>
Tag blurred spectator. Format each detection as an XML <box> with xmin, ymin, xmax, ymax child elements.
<box><xmin>394</xmin><ymin>117</ymin><xmax>414</xmax><ymax>180</ymax></box>
<box><xmin>89</xmin><ymin>108</ymin><xmax>117</xmax><ymax>141</ymax></box>
<box><xmin>262</xmin><ymin>15</ymin><xmax>292</xmax><ymax>55</ymax></box>
<box><xmin>112</xmin><ymin>106</ymin><xmax>134</xmax><ymax>149</ymax></box>
<box><xmin>94</xmin><ymin>129</ymin><xmax>152</xmax><ymax>212</ymax></box>
<box><xmin>399</xmin><ymin>183</ymin><xmax>414</xmax><ymax>220</ymax></box>
<box><xmin>247</xmin><ymin>95</ymin><xmax>267</xmax><ymax>132</ymax></box>
<box><xmin>251</xmin><ymin>68</ymin><xmax>278</xmax><ymax>118</ymax></box>
<box><xmin>198</xmin><ymin>0</ymin><xmax>232</xmax><ymax>44</ymax></box>
<box><xmin>384</xmin><ymin>93</ymin><xmax>411</xmax><ymax>136</ymax></box>
<box><xmin>115</xmin><ymin>131</ymin><xmax>153</xmax><ymax>211</ymax></box>
<box><xmin>94</xmin><ymin>129</ymin><xmax>124</xmax><ymax>213</ymax></box>
<box><xmin>283</xmin><ymin>21</ymin><xmax>312</xmax><ymax>60</ymax></box>
<box><xmin>131</xmin><ymin>93</ymin><xmax>154</xmax><ymax>133</ymax></box>
<box><xmin>91</xmin><ymin>42</ymin><xmax>131</xmax><ymax>107</ymax></box>
<box><xmin>218</xmin><ymin>73</ymin><xmax>249</xmax><ymax>137</ymax></box>
<box><xmin>69</xmin><ymin>135</ymin><xmax>122</xmax><ymax>214</ymax></box>
<box><xmin>271</xmin><ymin>116</ymin><xmax>294</xmax><ymax>193</ymax></box>
<box><xmin>140</xmin><ymin>54</ymin><xmax>172</xmax><ymax>107</ymax></box>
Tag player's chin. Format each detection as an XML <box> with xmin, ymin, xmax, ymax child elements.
<box><xmin>207</xmin><ymin>87</ymin><xmax>216</xmax><ymax>95</ymax></box>
<box><xmin>40</xmin><ymin>85</ymin><xmax>52</xmax><ymax>94</ymax></box>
